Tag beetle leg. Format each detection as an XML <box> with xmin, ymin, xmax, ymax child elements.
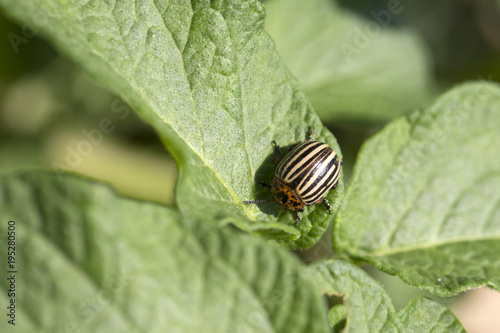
<box><xmin>308</xmin><ymin>126</ymin><xmax>313</xmax><ymax>140</ymax></box>
<box><xmin>272</xmin><ymin>140</ymin><xmax>282</xmax><ymax>168</ymax></box>
<box><xmin>259</xmin><ymin>182</ymin><xmax>271</xmax><ymax>188</ymax></box>
<box><xmin>295</xmin><ymin>211</ymin><xmax>301</xmax><ymax>225</ymax></box>
<box><xmin>340</xmin><ymin>161</ymin><xmax>344</xmax><ymax>166</ymax></box>
<box><xmin>322</xmin><ymin>198</ymin><xmax>333</xmax><ymax>214</ymax></box>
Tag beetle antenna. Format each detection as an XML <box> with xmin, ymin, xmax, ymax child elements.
<box><xmin>244</xmin><ymin>199</ymin><xmax>273</xmax><ymax>204</ymax></box>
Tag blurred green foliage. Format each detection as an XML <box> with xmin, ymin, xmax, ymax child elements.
<box><xmin>0</xmin><ymin>15</ymin><xmax>177</xmax><ymax>205</ymax></box>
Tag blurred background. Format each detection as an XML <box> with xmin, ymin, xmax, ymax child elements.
<box><xmin>1</xmin><ymin>0</ymin><xmax>499</xmax><ymax>331</ymax></box>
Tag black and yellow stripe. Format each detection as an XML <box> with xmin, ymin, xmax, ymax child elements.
<box><xmin>275</xmin><ymin>140</ymin><xmax>340</xmax><ymax>205</ymax></box>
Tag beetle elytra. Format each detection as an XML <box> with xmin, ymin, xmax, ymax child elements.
<box><xmin>244</xmin><ymin>127</ymin><xmax>342</xmax><ymax>225</ymax></box>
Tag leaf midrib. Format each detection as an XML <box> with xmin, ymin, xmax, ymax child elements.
<box><xmin>77</xmin><ymin>1</ymin><xmax>255</xmax><ymax>219</ymax></box>
<box><xmin>371</xmin><ymin>234</ymin><xmax>500</xmax><ymax>257</ymax></box>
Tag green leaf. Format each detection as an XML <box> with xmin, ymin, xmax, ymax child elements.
<box><xmin>0</xmin><ymin>170</ymin><xmax>330</xmax><ymax>333</ymax></box>
<box><xmin>307</xmin><ymin>259</ymin><xmax>406</xmax><ymax>332</ymax></box>
<box><xmin>399</xmin><ymin>298</ymin><xmax>465</xmax><ymax>333</ymax></box>
<box><xmin>328</xmin><ymin>304</ymin><xmax>347</xmax><ymax>331</ymax></box>
<box><xmin>265</xmin><ymin>0</ymin><xmax>434</xmax><ymax>123</ymax></box>
<box><xmin>0</xmin><ymin>0</ymin><xmax>344</xmax><ymax>248</ymax></box>
<box><xmin>334</xmin><ymin>82</ymin><xmax>500</xmax><ymax>296</ymax></box>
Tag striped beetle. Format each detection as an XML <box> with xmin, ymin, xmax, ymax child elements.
<box><xmin>244</xmin><ymin>127</ymin><xmax>342</xmax><ymax>225</ymax></box>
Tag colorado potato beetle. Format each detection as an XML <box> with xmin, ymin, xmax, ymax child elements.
<box><xmin>244</xmin><ymin>127</ymin><xmax>342</xmax><ymax>225</ymax></box>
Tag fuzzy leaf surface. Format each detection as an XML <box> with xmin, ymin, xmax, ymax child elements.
<box><xmin>0</xmin><ymin>171</ymin><xmax>329</xmax><ymax>333</ymax></box>
<box><xmin>0</xmin><ymin>0</ymin><xmax>344</xmax><ymax>248</ymax></box>
<box><xmin>399</xmin><ymin>298</ymin><xmax>465</xmax><ymax>333</ymax></box>
<box><xmin>334</xmin><ymin>82</ymin><xmax>500</xmax><ymax>296</ymax></box>
<box><xmin>307</xmin><ymin>259</ymin><xmax>406</xmax><ymax>332</ymax></box>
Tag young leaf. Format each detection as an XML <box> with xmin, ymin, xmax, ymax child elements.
<box><xmin>328</xmin><ymin>304</ymin><xmax>347</xmax><ymax>331</ymax></box>
<box><xmin>334</xmin><ymin>82</ymin><xmax>500</xmax><ymax>296</ymax></box>
<box><xmin>265</xmin><ymin>0</ymin><xmax>434</xmax><ymax>123</ymax></box>
<box><xmin>307</xmin><ymin>259</ymin><xmax>406</xmax><ymax>332</ymax></box>
<box><xmin>0</xmin><ymin>0</ymin><xmax>343</xmax><ymax>248</ymax></box>
<box><xmin>399</xmin><ymin>298</ymin><xmax>465</xmax><ymax>333</ymax></box>
<box><xmin>0</xmin><ymin>170</ymin><xmax>330</xmax><ymax>333</ymax></box>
